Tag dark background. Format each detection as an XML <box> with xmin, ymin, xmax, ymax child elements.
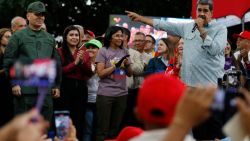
<box><xmin>0</xmin><ymin>0</ymin><xmax>192</xmax><ymax>36</ymax></box>
<box><xmin>0</xmin><ymin>0</ymin><xmax>249</xmax><ymax>42</ymax></box>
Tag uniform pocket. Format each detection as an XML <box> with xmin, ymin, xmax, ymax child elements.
<box><xmin>39</xmin><ymin>40</ymin><xmax>54</xmax><ymax>57</ymax></box>
<box><xmin>21</xmin><ymin>41</ymin><xmax>37</xmax><ymax>59</ymax></box>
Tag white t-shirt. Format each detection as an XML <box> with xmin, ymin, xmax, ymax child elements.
<box><xmin>129</xmin><ymin>128</ymin><xmax>195</xmax><ymax>141</ymax></box>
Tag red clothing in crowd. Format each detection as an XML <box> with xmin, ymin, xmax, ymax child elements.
<box><xmin>165</xmin><ymin>48</ymin><xmax>180</xmax><ymax>77</ymax></box>
<box><xmin>57</xmin><ymin>47</ymin><xmax>92</xmax><ymax>81</ymax></box>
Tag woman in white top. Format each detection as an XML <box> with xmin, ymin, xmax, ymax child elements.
<box><xmin>83</xmin><ymin>39</ymin><xmax>102</xmax><ymax>141</ymax></box>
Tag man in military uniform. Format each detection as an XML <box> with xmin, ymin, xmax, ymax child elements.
<box><xmin>3</xmin><ymin>1</ymin><xmax>61</xmax><ymax>122</ymax></box>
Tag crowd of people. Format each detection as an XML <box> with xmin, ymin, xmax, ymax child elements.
<box><xmin>1</xmin><ymin>0</ymin><xmax>250</xmax><ymax>141</ymax></box>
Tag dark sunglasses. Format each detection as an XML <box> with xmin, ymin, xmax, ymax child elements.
<box><xmin>34</xmin><ymin>12</ymin><xmax>46</xmax><ymax>17</ymax></box>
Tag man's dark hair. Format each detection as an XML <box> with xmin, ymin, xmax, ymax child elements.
<box><xmin>146</xmin><ymin>34</ymin><xmax>156</xmax><ymax>44</ymax></box>
<box><xmin>197</xmin><ymin>0</ymin><xmax>213</xmax><ymax>11</ymax></box>
<box><xmin>122</xmin><ymin>27</ymin><xmax>131</xmax><ymax>42</ymax></box>
<box><xmin>104</xmin><ymin>26</ymin><xmax>123</xmax><ymax>48</ymax></box>
<box><xmin>135</xmin><ymin>32</ymin><xmax>145</xmax><ymax>38</ymax></box>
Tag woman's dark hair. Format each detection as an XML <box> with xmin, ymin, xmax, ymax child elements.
<box><xmin>227</xmin><ymin>39</ymin><xmax>233</xmax><ymax>57</ymax></box>
<box><xmin>62</xmin><ymin>25</ymin><xmax>80</xmax><ymax>65</ymax></box>
<box><xmin>160</xmin><ymin>38</ymin><xmax>175</xmax><ymax>59</ymax></box>
<box><xmin>104</xmin><ymin>26</ymin><xmax>123</xmax><ymax>48</ymax></box>
<box><xmin>0</xmin><ymin>28</ymin><xmax>11</xmax><ymax>57</ymax></box>
<box><xmin>227</xmin><ymin>39</ymin><xmax>239</xmax><ymax>70</ymax></box>
<box><xmin>122</xmin><ymin>27</ymin><xmax>131</xmax><ymax>42</ymax></box>
<box><xmin>0</xmin><ymin>28</ymin><xmax>11</xmax><ymax>45</ymax></box>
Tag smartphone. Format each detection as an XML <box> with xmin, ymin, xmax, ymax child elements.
<box><xmin>212</xmin><ymin>88</ymin><xmax>243</xmax><ymax>111</ymax></box>
<box><xmin>115</xmin><ymin>55</ymin><xmax>130</xmax><ymax>68</ymax></box>
<box><xmin>54</xmin><ymin>110</ymin><xmax>70</xmax><ymax>140</ymax></box>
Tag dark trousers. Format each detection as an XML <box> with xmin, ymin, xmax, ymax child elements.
<box><xmin>0</xmin><ymin>78</ymin><xmax>13</xmax><ymax>127</ymax></box>
<box><xmin>120</xmin><ymin>88</ymin><xmax>143</xmax><ymax>129</ymax></box>
<box><xmin>54</xmin><ymin>78</ymin><xmax>88</xmax><ymax>141</ymax></box>
<box><xmin>96</xmin><ymin>95</ymin><xmax>127</xmax><ymax>141</ymax></box>
<box><xmin>13</xmin><ymin>94</ymin><xmax>53</xmax><ymax>122</ymax></box>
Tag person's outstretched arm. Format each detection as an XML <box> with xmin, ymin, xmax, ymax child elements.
<box><xmin>125</xmin><ymin>10</ymin><xmax>185</xmax><ymax>37</ymax></box>
<box><xmin>125</xmin><ymin>11</ymin><xmax>153</xmax><ymax>26</ymax></box>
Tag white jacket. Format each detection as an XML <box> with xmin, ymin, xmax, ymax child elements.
<box><xmin>126</xmin><ymin>48</ymin><xmax>144</xmax><ymax>89</ymax></box>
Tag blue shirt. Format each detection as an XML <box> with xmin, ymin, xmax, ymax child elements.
<box><xmin>144</xmin><ymin>57</ymin><xmax>168</xmax><ymax>76</ymax></box>
<box><xmin>153</xmin><ymin>19</ymin><xmax>227</xmax><ymax>86</ymax></box>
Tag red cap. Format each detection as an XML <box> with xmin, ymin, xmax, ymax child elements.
<box><xmin>233</xmin><ymin>31</ymin><xmax>250</xmax><ymax>40</ymax></box>
<box><xmin>137</xmin><ymin>73</ymin><xmax>186</xmax><ymax>126</ymax></box>
<box><xmin>85</xmin><ymin>29</ymin><xmax>95</xmax><ymax>38</ymax></box>
<box><xmin>105</xmin><ymin>126</ymin><xmax>144</xmax><ymax>141</ymax></box>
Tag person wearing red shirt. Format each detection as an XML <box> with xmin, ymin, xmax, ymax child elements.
<box><xmin>54</xmin><ymin>25</ymin><xmax>92</xmax><ymax>141</ymax></box>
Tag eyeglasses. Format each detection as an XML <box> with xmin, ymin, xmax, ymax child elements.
<box><xmin>197</xmin><ymin>8</ymin><xmax>210</xmax><ymax>13</ymax></box>
<box><xmin>133</xmin><ymin>40</ymin><xmax>145</xmax><ymax>43</ymax></box>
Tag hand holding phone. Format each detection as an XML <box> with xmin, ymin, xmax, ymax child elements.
<box><xmin>54</xmin><ymin>111</ymin><xmax>70</xmax><ymax>140</ymax></box>
<box><xmin>115</xmin><ymin>55</ymin><xmax>130</xmax><ymax>68</ymax></box>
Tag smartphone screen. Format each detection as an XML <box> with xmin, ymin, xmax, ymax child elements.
<box><xmin>54</xmin><ymin>110</ymin><xmax>70</xmax><ymax>139</ymax></box>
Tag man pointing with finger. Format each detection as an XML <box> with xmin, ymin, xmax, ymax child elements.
<box><xmin>126</xmin><ymin>0</ymin><xmax>227</xmax><ymax>140</ymax></box>
<box><xmin>126</xmin><ymin>0</ymin><xmax>227</xmax><ymax>87</ymax></box>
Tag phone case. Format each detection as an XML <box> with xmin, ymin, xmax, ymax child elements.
<box><xmin>115</xmin><ymin>55</ymin><xmax>130</xmax><ymax>68</ymax></box>
<box><xmin>54</xmin><ymin>111</ymin><xmax>70</xmax><ymax>139</ymax></box>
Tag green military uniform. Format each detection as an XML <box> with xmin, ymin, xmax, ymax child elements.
<box><xmin>3</xmin><ymin>1</ymin><xmax>61</xmax><ymax>122</ymax></box>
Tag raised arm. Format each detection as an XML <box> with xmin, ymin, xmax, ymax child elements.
<box><xmin>126</xmin><ymin>10</ymin><xmax>185</xmax><ymax>37</ymax></box>
<box><xmin>125</xmin><ymin>10</ymin><xmax>154</xmax><ymax>26</ymax></box>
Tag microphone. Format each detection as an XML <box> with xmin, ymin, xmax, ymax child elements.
<box><xmin>191</xmin><ymin>15</ymin><xmax>206</xmax><ymax>33</ymax></box>
<box><xmin>191</xmin><ymin>23</ymin><xmax>198</xmax><ymax>33</ymax></box>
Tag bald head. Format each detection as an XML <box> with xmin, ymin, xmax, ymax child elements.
<box><xmin>11</xmin><ymin>16</ymin><xmax>27</xmax><ymax>32</ymax></box>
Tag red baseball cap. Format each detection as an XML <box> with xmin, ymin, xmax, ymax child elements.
<box><xmin>137</xmin><ymin>73</ymin><xmax>186</xmax><ymax>126</ymax></box>
<box><xmin>85</xmin><ymin>29</ymin><xmax>95</xmax><ymax>38</ymax></box>
<box><xmin>105</xmin><ymin>126</ymin><xmax>144</xmax><ymax>141</ymax></box>
<box><xmin>233</xmin><ymin>31</ymin><xmax>250</xmax><ymax>40</ymax></box>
